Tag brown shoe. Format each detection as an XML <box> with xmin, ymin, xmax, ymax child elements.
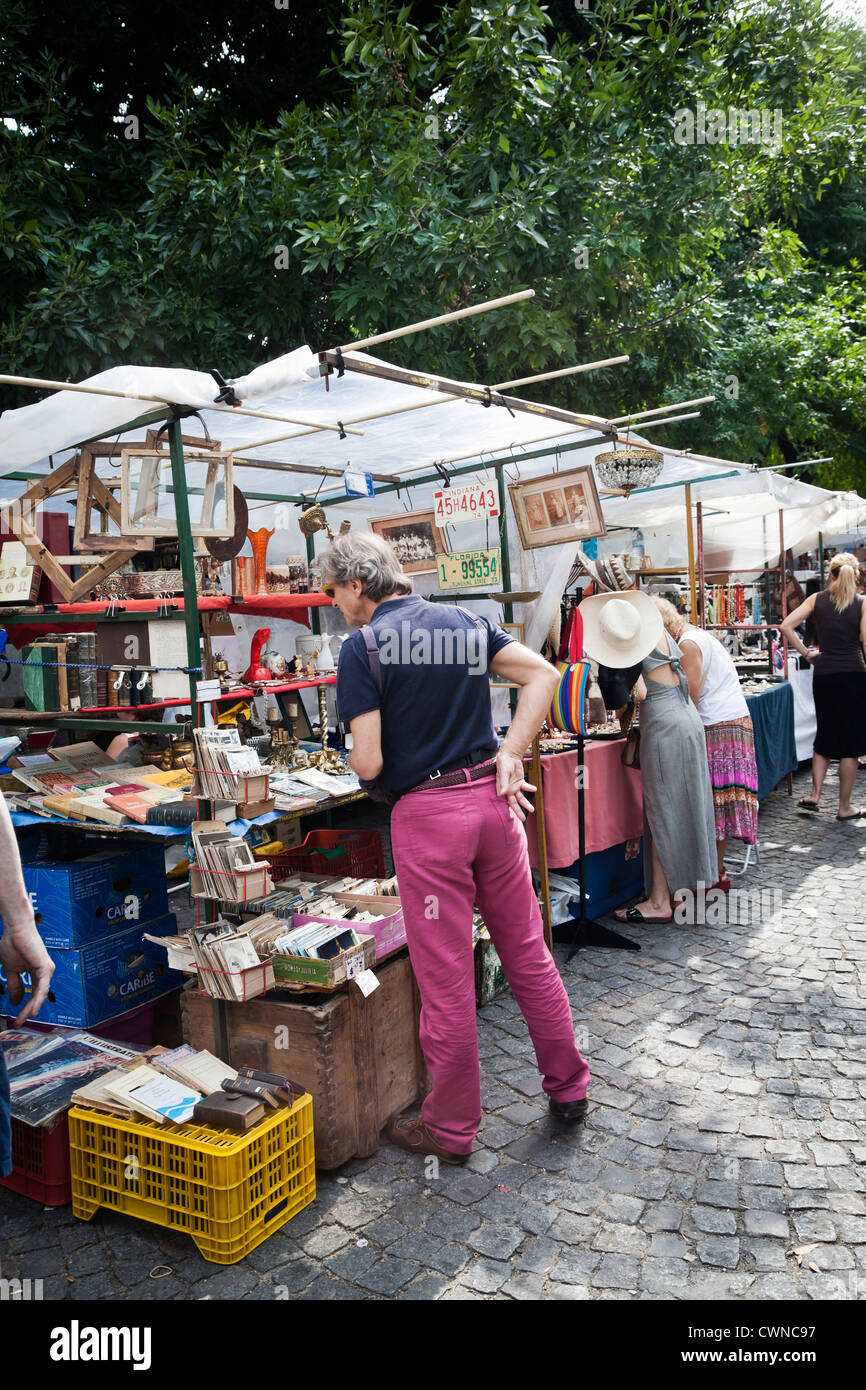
<box><xmin>384</xmin><ymin>1112</ymin><xmax>470</xmax><ymax>1165</ymax></box>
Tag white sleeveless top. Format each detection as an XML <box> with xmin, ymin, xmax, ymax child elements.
<box><xmin>678</xmin><ymin>626</ymin><xmax>749</xmax><ymax>726</ymax></box>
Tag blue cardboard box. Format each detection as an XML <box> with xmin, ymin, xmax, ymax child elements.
<box><xmin>0</xmin><ymin>913</ymin><xmax>183</xmax><ymax>1028</ymax></box>
<box><xmin>1</xmin><ymin>845</ymin><xmax>169</xmax><ymax>948</ymax></box>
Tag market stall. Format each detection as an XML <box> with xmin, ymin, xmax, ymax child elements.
<box><xmin>4</xmin><ymin>290</ymin><xmax>863</xmax><ymax>1264</ymax></box>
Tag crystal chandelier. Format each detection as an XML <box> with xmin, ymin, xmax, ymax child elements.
<box><xmin>595</xmin><ymin>444</ymin><xmax>664</xmax><ymax>498</ymax></box>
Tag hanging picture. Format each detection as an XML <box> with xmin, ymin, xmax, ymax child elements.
<box><xmin>508</xmin><ymin>465</ymin><xmax>606</xmax><ymax>550</ymax></box>
<box><xmin>368</xmin><ymin>510</ymin><xmax>449</xmax><ymax>574</ymax></box>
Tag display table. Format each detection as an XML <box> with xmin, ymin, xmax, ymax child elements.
<box><xmin>744</xmin><ymin>681</ymin><xmax>798</xmax><ymax>800</ymax></box>
<box><xmin>525</xmin><ymin>739</ymin><xmax>644</xmax><ymax>870</ymax></box>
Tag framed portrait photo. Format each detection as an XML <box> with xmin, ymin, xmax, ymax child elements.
<box><xmin>508</xmin><ymin>465</ymin><xmax>605</xmax><ymax>550</ymax></box>
<box><xmin>369</xmin><ymin>510</ymin><xmax>449</xmax><ymax>574</ymax></box>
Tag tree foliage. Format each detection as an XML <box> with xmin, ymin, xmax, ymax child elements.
<box><xmin>1</xmin><ymin>0</ymin><xmax>864</xmax><ymax>491</ymax></box>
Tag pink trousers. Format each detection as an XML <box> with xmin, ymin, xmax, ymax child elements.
<box><xmin>390</xmin><ymin>771</ymin><xmax>590</xmax><ymax>1154</ymax></box>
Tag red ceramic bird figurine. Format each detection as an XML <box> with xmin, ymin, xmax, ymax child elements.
<box><xmin>243</xmin><ymin>627</ymin><xmax>272</xmax><ymax>683</ymax></box>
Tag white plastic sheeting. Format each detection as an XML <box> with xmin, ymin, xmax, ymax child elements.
<box><xmin>1</xmin><ymin>344</ymin><xmax>863</xmax><ymax>646</ymax></box>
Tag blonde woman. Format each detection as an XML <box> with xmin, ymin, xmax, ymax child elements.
<box><xmin>781</xmin><ymin>553</ymin><xmax>866</xmax><ymax>820</ymax></box>
<box><xmin>653</xmin><ymin>599</ymin><xmax>758</xmax><ymax>887</ymax></box>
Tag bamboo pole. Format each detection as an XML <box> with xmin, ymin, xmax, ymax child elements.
<box><xmin>0</xmin><ymin>373</ymin><xmax>362</xmax><ymax>437</ymax></box>
<box><xmin>697</xmin><ymin>500</ymin><xmax>706</xmax><ymax>628</ymax></box>
<box><xmin>530</xmin><ymin>734</ymin><xmax>553</xmax><ymax>951</ymax></box>
<box><xmin>232</xmin><ymin>355</ymin><xmax>628</xmax><ymax>456</ymax></box>
<box><xmin>624</xmin><ymin>412</ymin><xmax>701</xmax><ymax>431</ymax></box>
<box><xmin>685</xmin><ymin>483</ymin><xmax>698</xmax><ymax>624</ymax></box>
<box><xmin>336</xmin><ymin>289</ymin><xmax>535</xmax><ymax>353</ymax></box>
<box><xmin>610</xmin><ymin>396</ymin><xmax>715</xmax><ymax>426</ymax></box>
<box><xmin>494</xmin><ymin>356</ymin><xmax>629</xmax><ymax>390</ymax></box>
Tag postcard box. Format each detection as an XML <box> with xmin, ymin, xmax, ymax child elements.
<box><xmin>270</xmin><ymin>927</ymin><xmax>377</xmax><ymax>991</ymax></box>
<box><xmin>1</xmin><ymin>845</ymin><xmax>169</xmax><ymax>949</ymax></box>
<box><xmin>0</xmin><ymin>913</ymin><xmax>183</xmax><ymax>1028</ymax></box>
<box><xmin>331</xmin><ymin>895</ymin><xmax>407</xmax><ymax>961</ymax></box>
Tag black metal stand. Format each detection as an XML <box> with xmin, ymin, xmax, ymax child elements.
<box><xmin>564</xmin><ymin>731</ymin><xmax>640</xmax><ymax>957</ymax></box>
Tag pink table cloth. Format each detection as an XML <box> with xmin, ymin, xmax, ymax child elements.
<box><xmin>525</xmin><ymin>740</ymin><xmax>644</xmax><ymax>869</ymax></box>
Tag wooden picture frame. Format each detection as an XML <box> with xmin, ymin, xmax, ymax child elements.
<box><xmin>0</xmin><ymin>456</ymin><xmax>136</xmax><ymax>603</ymax></box>
<box><xmin>508</xmin><ymin>465</ymin><xmax>606</xmax><ymax>550</ymax></box>
<box><xmin>368</xmin><ymin>510</ymin><xmax>449</xmax><ymax>574</ymax></box>
<box><xmin>120</xmin><ymin>450</ymin><xmax>235</xmax><ymax>539</ymax></box>
<box><xmin>73</xmin><ymin>446</ymin><xmax>155</xmax><ymax>554</ymax></box>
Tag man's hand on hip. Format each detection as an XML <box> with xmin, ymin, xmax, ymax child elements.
<box><xmin>495</xmin><ymin>748</ymin><xmax>536</xmax><ymax>823</ymax></box>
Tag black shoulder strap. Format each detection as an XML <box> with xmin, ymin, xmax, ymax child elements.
<box><xmin>361</xmin><ymin>624</ymin><xmax>383</xmax><ymax>696</ymax></box>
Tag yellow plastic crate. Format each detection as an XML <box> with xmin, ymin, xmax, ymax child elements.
<box><xmin>68</xmin><ymin>1093</ymin><xmax>315</xmax><ymax>1264</ymax></box>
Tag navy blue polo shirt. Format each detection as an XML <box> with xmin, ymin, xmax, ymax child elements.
<box><xmin>336</xmin><ymin>595</ymin><xmax>514</xmax><ymax>794</ymax></box>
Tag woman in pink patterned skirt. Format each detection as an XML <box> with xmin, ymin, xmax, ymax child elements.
<box><xmin>654</xmin><ymin>599</ymin><xmax>758</xmax><ymax>890</ymax></box>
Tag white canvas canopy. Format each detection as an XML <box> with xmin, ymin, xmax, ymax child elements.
<box><xmin>0</xmin><ymin>344</ymin><xmax>863</xmax><ymax>650</ymax></box>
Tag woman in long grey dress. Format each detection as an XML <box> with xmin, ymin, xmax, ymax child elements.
<box><xmin>580</xmin><ymin>589</ymin><xmax>717</xmax><ymax>923</ymax></box>
<box><xmin>615</xmin><ymin>630</ymin><xmax>718</xmax><ymax>921</ymax></box>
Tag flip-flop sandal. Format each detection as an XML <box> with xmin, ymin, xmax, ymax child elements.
<box><xmin>797</xmin><ymin>799</ymin><xmax>820</xmax><ymax>811</ymax></box>
<box><xmin>615</xmin><ymin>906</ymin><xmax>673</xmax><ymax>923</ymax></box>
<box><xmin>836</xmin><ymin>809</ymin><xmax>866</xmax><ymax>820</ymax></box>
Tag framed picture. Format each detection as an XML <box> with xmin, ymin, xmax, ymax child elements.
<box><xmin>508</xmin><ymin>465</ymin><xmax>605</xmax><ymax>550</ymax></box>
<box><xmin>369</xmin><ymin>510</ymin><xmax>449</xmax><ymax>574</ymax></box>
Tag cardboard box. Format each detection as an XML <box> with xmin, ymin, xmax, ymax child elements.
<box><xmin>189</xmin><ymin>863</ymin><xmax>272</xmax><ymax>904</ymax></box>
<box><xmin>270</xmin><ymin>929</ymin><xmax>376</xmax><ymax>990</ymax></box>
<box><xmin>332</xmin><ymin>894</ymin><xmax>407</xmax><ymax>961</ymax></box>
<box><xmin>0</xmin><ymin>913</ymin><xmax>183</xmax><ymax>1028</ymax></box>
<box><xmin>0</xmin><ymin>845</ymin><xmax>169</xmax><ymax>949</ymax></box>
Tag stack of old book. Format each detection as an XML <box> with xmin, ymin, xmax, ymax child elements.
<box><xmin>71</xmin><ymin>1045</ymin><xmax>302</xmax><ymax>1132</ymax></box>
<box><xmin>5</xmin><ymin>743</ymin><xmax>197</xmax><ymax>827</ymax></box>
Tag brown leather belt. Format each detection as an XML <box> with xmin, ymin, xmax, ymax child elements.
<box><xmin>405</xmin><ymin>758</ymin><xmax>497</xmax><ymax>795</ymax></box>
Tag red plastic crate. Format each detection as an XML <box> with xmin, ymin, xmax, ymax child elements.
<box><xmin>1</xmin><ymin>1112</ymin><xmax>72</xmax><ymax>1206</ymax></box>
<box><xmin>271</xmin><ymin>830</ymin><xmax>383</xmax><ymax>882</ymax></box>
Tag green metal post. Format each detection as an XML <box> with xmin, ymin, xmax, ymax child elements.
<box><xmin>818</xmin><ymin>531</ymin><xmax>825</xmax><ymax>585</ymax></box>
<box><xmin>305</xmin><ymin>532</ymin><xmax>321</xmax><ymax>636</ymax></box>
<box><xmin>168</xmin><ymin>419</ymin><xmax>228</xmax><ymax>1061</ymax></box>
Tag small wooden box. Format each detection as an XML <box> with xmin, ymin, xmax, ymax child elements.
<box><xmin>270</xmin><ymin>932</ymin><xmax>376</xmax><ymax>991</ymax></box>
<box><xmin>180</xmin><ymin>950</ymin><xmax>426</xmax><ymax>1169</ymax></box>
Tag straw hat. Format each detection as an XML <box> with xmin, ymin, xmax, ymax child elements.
<box><xmin>579</xmin><ymin>591</ymin><xmax>664</xmax><ymax>668</ymax></box>
<box><xmin>573</xmin><ymin>546</ymin><xmax>634</xmax><ymax>594</ymax></box>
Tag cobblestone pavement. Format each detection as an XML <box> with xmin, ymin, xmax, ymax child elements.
<box><xmin>3</xmin><ymin>765</ymin><xmax>866</xmax><ymax>1301</ymax></box>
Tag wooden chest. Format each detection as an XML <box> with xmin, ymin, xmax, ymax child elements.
<box><xmin>180</xmin><ymin>949</ymin><xmax>426</xmax><ymax>1170</ymax></box>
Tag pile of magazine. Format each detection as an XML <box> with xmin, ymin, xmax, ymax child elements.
<box><xmin>0</xmin><ymin>1028</ymin><xmax>143</xmax><ymax>1127</ymax></box>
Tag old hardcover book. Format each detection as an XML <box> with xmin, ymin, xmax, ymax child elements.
<box><xmin>103</xmin><ymin>790</ymin><xmax>156</xmax><ymax>824</ymax></box>
<box><xmin>77</xmin><ymin>633</ymin><xmax>98</xmax><ymax>708</ymax></box>
<box><xmin>145</xmin><ymin>801</ymin><xmax>199</xmax><ymax>828</ymax></box>
<box><xmin>65</xmin><ymin>638</ymin><xmax>81</xmax><ymax>711</ymax></box>
<box><xmin>21</xmin><ymin>643</ymin><xmax>60</xmax><ymax>712</ymax></box>
<box><xmin>67</xmin><ymin>792</ymin><xmax>128</xmax><ymax>826</ymax></box>
<box><xmin>192</xmin><ymin>1092</ymin><xmax>264</xmax><ymax>1132</ymax></box>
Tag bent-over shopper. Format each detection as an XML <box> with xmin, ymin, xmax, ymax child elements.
<box><xmin>325</xmin><ymin>533</ymin><xmax>589</xmax><ymax>1165</ymax></box>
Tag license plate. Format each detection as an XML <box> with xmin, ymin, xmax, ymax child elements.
<box><xmin>436</xmin><ymin>548</ymin><xmax>501</xmax><ymax>591</ymax></box>
<box><xmin>433</xmin><ymin>484</ymin><xmax>499</xmax><ymax>525</ymax></box>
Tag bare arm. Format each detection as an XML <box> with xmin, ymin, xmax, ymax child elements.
<box><xmin>489</xmin><ymin>641</ymin><xmax>560</xmax><ymax>822</ymax></box>
<box><xmin>679</xmin><ymin>639</ymin><xmax>703</xmax><ymax>707</ymax></box>
<box><xmin>347</xmin><ymin>709</ymin><xmax>383</xmax><ymax>781</ymax></box>
<box><xmin>0</xmin><ymin>795</ymin><xmax>54</xmax><ymax>1024</ymax></box>
<box><xmin>780</xmin><ymin>592</ymin><xmax>817</xmax><ymax>659</ymax></box>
